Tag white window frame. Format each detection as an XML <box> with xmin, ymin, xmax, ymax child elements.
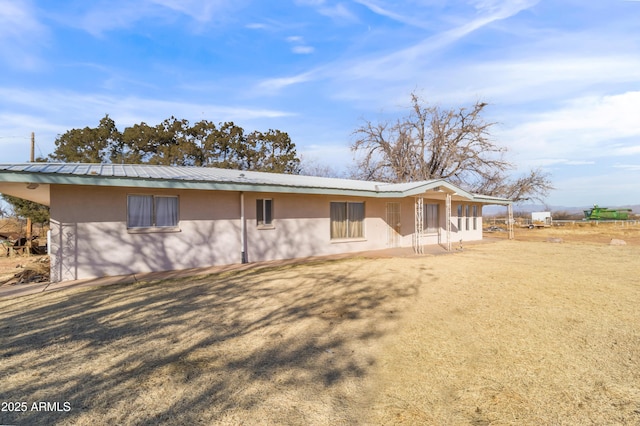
<box><xmin>127</xmin><ymin>194</ymin><xmax>180</xmax><ymax>232</ymax></box>
<box><xmin>457</xmin><ymin>204</ymin><xmax>463</xmax><ymax>231</ymax></box>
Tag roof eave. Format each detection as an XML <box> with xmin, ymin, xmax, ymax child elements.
<box><xmin>472</xmin><ymin>194</ymin><xmax>513</xmax><ymax>205</ymax></box>
<box><xmin>0</xmin><ymin>170</ymin><xmax>413</xmax><ymax>198</ymax></box>
<box><xmin>0</xmin><ymin>167</ymin><xmax>513</xmax><ymax>203</ymax></box>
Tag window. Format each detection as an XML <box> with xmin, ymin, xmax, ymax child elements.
<box><xmin>457</xmin><ymin>205</ymin><xmax>463</xmax><ymax>231</ymax></box>
<box><xmin>465</xmin><ymin>205</ymin><xmax>470</xmax><ymax>231</ymax></box>
<box><xmin>257</xmin><ymin>199</ymin><xmax>273</xmax><ymax>227</ymax></box>
<box><xmin>473</xmin><ymin>205</ymin><xmax>478</xmax><ymax>230</ymax></box>
<box><xmin>127</xmin><ymin>195</ymin><xmax>179</xmax><ymax>229</ymax></box>
<box><xmin>330</xmin><ymin>202</ymin><xmax>364</xmax><ymax>239</ymax></box>
<box><xmin>423</xmin><ymin>203</ymin><xmax>439</xmax><ymax>233</ymax></box>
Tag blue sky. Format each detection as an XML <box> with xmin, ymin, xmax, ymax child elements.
<box><xmin>1</xmin><ymin>0</ymin><xmax>639</xmax><ymax>207</ymax></box>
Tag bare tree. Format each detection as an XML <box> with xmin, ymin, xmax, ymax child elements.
<box><xmin>298</xmin><ymin>155</ymin><xmax>342</xmax><ymax>178</ymax></box>
<box><xmin>351</xmin><ymin>93</ymin><xmax>553</xmax><ymax>202</ymax></box>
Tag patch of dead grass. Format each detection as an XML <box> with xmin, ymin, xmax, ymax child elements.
<box><xmin>368</xmin><ymin>240</ymin><xmax>640</xmax><ymax>425</ymax></box>
<box><xmin>0</xmin><ymin>255</ymin><xmax>49</xmax><ymax>286</ymax></box>
<box><xmin>0</xmin><ymin>257</ymin><xmax>417</xmax><ymax>425</ymax></box>
<box><xmin>1</xmin><ymin>238</ymin><xmax>639</xmax><ymax>425</ymax></box>
<box><xmin>489</xmin><ymin>221</ymin><xmax>640</xmax><ymax>245</ymax></box>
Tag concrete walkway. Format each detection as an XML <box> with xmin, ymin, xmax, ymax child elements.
<box><xmin>0</xmin><ymin>241</ymin><xmax>492</xmax><ymax>300</ymax></box>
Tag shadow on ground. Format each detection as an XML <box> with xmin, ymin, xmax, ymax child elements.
<box><xmin>0</xmin><ymin>257</ymin><xmax>424</xmax><ymax>425</ymax></box>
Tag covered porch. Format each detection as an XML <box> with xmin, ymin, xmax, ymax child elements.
<box><xmin>408</xmin><ymin>185</ymin><xmax>514</xmax><ymax>254</ymax></box>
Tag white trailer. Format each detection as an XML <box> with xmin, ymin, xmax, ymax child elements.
<box><xmin>528</xmin><ymin>211</ymin><xmax>552</xmax><ymax>228</ymax></box>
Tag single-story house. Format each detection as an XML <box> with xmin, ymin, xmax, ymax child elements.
<box><xmin>0</xmin><ymin>163</ymin><xmax>512</xmax><ymax>282</ymax></box>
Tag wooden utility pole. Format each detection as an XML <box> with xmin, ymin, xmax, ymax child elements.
<box><xmin>30</xmin><ymin>132</ymin><xmax>35</xmax><ymax>163</ymax></box>
<box><xmin>26</xmin><ymin>132</ymin><xmax>35</xmax><ymax>255</ymax></box>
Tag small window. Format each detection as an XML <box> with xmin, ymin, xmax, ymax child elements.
<box><xmin>330</xmin><ymin>202</ymin><xmax>364</xmax><ymax>239</ymax></box>
<box><xmin>465</xmin><ymin>205</ymin><xmax>470</xmax><ymax>231</ymax></box>
<box><xmin>473</xmin><ymin>205</ymin><xmax>478</xmax><ymax>230</ymax></box>
<box><xmin>257</xmin><ymin>199</ymin><xmax>273</xmax><ymax>227</ymax></box>
<box><xmin>457</xmin><ymin>205</ymin><xmax>463</xmax><ymax>231</ymax></box>
<box><xmin>127</xmin><ymin>195</ymin><xmax>179</xmax><ymax>229</ymax></box>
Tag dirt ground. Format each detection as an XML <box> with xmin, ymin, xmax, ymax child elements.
<box><xmin>488</xmin><ymin>220</ymin><xmax>640</xmax><ymax>245</ymax></box>
<box><xmin>1</xmin><ymin>224</ymin><xmax>639</xmax><ymax>425</ymax></box>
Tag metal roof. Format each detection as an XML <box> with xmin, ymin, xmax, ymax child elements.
<box><xmin>0</xmin><ymin>163</ymin><xmax>512</xmax><ymax>205</ymax></box>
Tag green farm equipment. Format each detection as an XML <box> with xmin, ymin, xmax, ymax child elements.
<box><xmin>583</xmin><ymin>205</ymin><xmax>632</xmax><ymax>220</ymax></box>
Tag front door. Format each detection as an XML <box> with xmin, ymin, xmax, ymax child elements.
<box><xmin>386</xmin><ymin>202</ymin><xmax>401</xmax><ymax>247</ymax></box>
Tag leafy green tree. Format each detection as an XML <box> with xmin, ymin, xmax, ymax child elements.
<box><xmin>244</xmin><ymin>129</ymin><xmax>300</xmax><ymax>173</ymax></box>
<box><xmin>118</xmin><ymin>117</ymin><xmax>198</xmax><ymax>166</ymax></box>
<box><xmin>194</xmin><ymin>121</ymin><xmax>246</xmax><ymax>168</ymax></box>
<box><xmin>50</xmin><ymin>115</ymin><xmax>121</xmax><ymax>163</ymax></box>
<box><xmin>1</xmin><ymin>195</ymin><xmax>49</xmax><ymax>225</ymax></box>
<box><xmin>114</xmin><ymin>121</ymin><xmax>156</xmax><ymax>164</ymax></box>
<box><xmin>50</xmin><ymin>116</ymin><xmax>302</xmax><ymax>174</ymax></box>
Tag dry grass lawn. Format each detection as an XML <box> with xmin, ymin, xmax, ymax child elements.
<box><xmin>1</xmin><ymin>224</ymin><xmax>639</xmax><ymax>425</ymax></box>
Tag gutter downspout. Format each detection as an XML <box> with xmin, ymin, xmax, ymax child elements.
<box><xmin>240</xmin><ymin>192</ymin><xmax>248</xmax><ymax>263</ymax></box>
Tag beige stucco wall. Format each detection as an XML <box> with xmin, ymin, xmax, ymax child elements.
<box><xmin>48</xmin><ymin>185</ymin><xmax>486</xmax><ymax>282</ymax></box>
<box><xmin>243</xmin><ymin>193</ymin><xmax>414</xmax><ymax>262</ymax></box>
<box><xmin>49</xmin><ymin>185</ymin><xmax>242</xmax><ymax>282</ymax></box>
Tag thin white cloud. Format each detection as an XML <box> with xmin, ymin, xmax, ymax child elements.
<box><xmin>256</xmin><ymin>70</ymin><xmax>320</xmax><ymax>92</ymax></box>
<box><xmin>0</xmin><ymin>86</ymin><xmax>295</xmax><ymax>160</ymax></box>
<box><xmin>286</xmin><ymin>35</ymin><xmax>315</xmax><ymax>54</ymax></box>
<box><xmin>295</xmin><ymin>0</ymin><xmax>358</xmax><ymax>22</ymax></box>
<box><xmin>333</xmin><ymin>0</ymin><xmax>539</xmax><ymax>82</ymax></box>
<box><xmin>246</xmin><ymin>22</ymin><xmax>268</xmax><ymax>29</ymax></box>
<box><xmin>550</xmin><ymin>165</ymin><xmax>640</xmax><ymax>207</ymax></box>
<box><xmin>470</xmin><ymin>0</ymin><xmax>537</xmax><ymax>14</ymax></box>
<box><xmin>73</xmin><ymin>0</ymin><xmax>237</xmax><ymax>35</ymax></box>
<box><xmin>0</xmin><ymin>113</ymin><xmax>63</xmax><ymax>136</ymax></box>
<box><xmin>0</xmin><ymin>0</ymin><xmax>48</xmax><ymax>69</ymax></box>
<box><xmin>499</xmin><ymin>91</ymin><xmax>640</xmax><ymax>167</ymax></box>
<box><xmin>258</xmin><ymin>0</ymin><xmax>539</xmax><ymax>95</ymax></box>
<box><xmin>614</xmin><ymin>164</ymin><xmax>640</xmax><ymax>171</ymax></box>
<box><xmin>318</xmin><ymin>2</ymin><xmax>359</xmax><ymax>21</ymax></box>
<box><xmin>292</xmin><ymin>45</ymin><xmax>315</xmax><ymax>54</ymax></box>
<box><xmin>564</xmin><ymin>160</ymin><xmax>596</xmax><ymax>166</ymax></box>
<box><xmin>149</xmin><ymin>0</ymin><xmax>227</xmax><ymax>22</ymax></box>
<box><xmin>421</xmin><ymin>54</ymin><xmax>640</xmax><ymax>106</ymax></box>
<box><xmin>353</xmin><ymin>0</ymin><xmax>432</xmax><ymax>29</ymax></box>
<box><xmin>538</xmin><ymin>159</ymin><xmax>597</xmax><ymax>166</ymax></box>
<box><xmin>612</xmin><ymin>146</ymin><xmax>640</xmax><ymax>156</ymax></box>
<box><xmin>294</xmin><ymin>0</ymin><xmax>325</xmax><ymax>5</ymax></box>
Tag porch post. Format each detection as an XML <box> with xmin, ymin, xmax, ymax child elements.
<box><xmin>413</xmin><ymin>197</ymin><xmax>424</xmax><ymax>254</ymax></box>
<box><xmin>507</xmin><ymin>203</ymin><xmax>514</xmax><ymax>240</ymax></box>
<box><xmin>446</xmin><ymin>193</ymin><xmax>452</xmax><ymax>251</ymax></box>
